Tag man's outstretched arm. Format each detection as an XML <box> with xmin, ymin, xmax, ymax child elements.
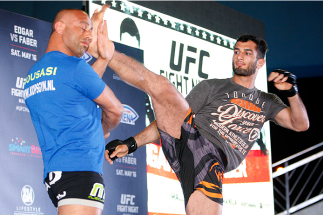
<box><xmin>105</xmin><ymin>121</ymin><xmax>160</xmax><ymax>164</ymax></box>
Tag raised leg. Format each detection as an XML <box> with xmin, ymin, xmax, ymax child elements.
<box><xmin>186</xmin><ymin>190</ymin><xmax>223</xmax><ymax>215</ymax></box>
<box><xmin>109</xmin><ymin>51</ymin><xmax>189</xmax><ymax>138</ymax></box>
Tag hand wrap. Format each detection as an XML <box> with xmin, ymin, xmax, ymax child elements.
<box><xmin>273</xmin><ymin>69</ymin><xmax>298</xmax><ymax>97</ymax></box>
<box><xmin>105</xmin><ymin>137</ymin><xmax>138</xmax><ymax>161</ymax></box>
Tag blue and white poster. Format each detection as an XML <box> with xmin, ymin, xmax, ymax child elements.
<box><xmin>0</xmin><ymin>8</ymin><xmax>53</xmax><ymax>214</ymax></box>
<box><xmin>0</xmin><ymin>8</ymin><xmax>147</xmax><ymax>215</ymax></box>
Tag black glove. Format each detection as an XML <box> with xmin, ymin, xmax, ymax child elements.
<box><xmin>105</xmin><ymin>137</ymin><xmax>138</xmax><ymax>161</ymax></box>
<box><xmin>272</xmin><ymin>69</ymin><xmax>298</xmax><ymax>97</ymax></box>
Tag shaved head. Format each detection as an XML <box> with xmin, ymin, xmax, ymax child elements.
<box><xmin>52</xmin><ymin>9</ymin><xmax>88</xmax><ymax>33</ymax></box>
<box><xmin>47</xmin><ymin>8</ymin><xmax>93</xmax><ymax>57</ymax></box>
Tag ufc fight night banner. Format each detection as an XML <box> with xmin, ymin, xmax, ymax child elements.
<box><xmin>0</xmin><ymin>8</ymin><xmax>147</xmax><ymax>215</ymax></box>
<box><xmin>89</xmin><ymin>1</ymin><xmax>275</xmax><ymax>215</ymax></box>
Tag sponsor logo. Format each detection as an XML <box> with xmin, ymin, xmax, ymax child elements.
<box><xmin>45</xmin><ymin>171</ymin><xmax>63</xmax><ymax>191</ymax></box>
<box><xmin>81</xmin><ymin>51</ymin><xmax>92</xmax><ymax>63</ymax></box>
<box><xmin>12</xmin><ymin>77</ymin><xmax>30</xmax><ymax>112</ymax></box>
<box><xmin>117</xmin><ymin>194</ymin><xmax>139</xmax><ymax>213</ymax></box>
<box><xmin>21</xmin><ymin>185</ymin><xmax>34</xmax><ymax>206</ymax></box>
<box><xmin>121</xmin><ymin>104</ymin><xmax>139</xmax><ymax>125</ymax></box>
<box><xmin>9</xmin><ymin>137</ymin><xmax>42</xmax><ymax>158</ymax></box>
<box><xmin>88</xmin><ymin>183</ymin><xmax>105</xmax><ymax>202</ymax></box>
<box><xmin>57</xmin><ymin>191</ymin><xmax>66</xmax><ymax>200</ymax></box>
<box><xmin>121</xmin><ymin>194</ymin><xmax>135</xmax><ymax>205</ymax></box>
<box><xmin>14</xmin><ymin>185</ymin><xmax>42</xmax><ymax>214</ymax></box>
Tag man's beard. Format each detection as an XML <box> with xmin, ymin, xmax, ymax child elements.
<box><xmin>233</xmin><ymin>60</ymin><xmax>257</xmax><ymax>76</ymax></box>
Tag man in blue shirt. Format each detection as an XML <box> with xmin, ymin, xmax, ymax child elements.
<box><xmin>24</xmin><ymin>6</ymin><xmax>123</xmax><ymax>215</ymax></box>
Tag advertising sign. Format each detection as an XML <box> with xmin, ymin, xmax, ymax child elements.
<box><xmin>0</xmin><ymin>8</ymin><xmax>147</xmax><ymax>215</ymax></box>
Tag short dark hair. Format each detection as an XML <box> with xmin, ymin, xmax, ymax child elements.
<box><xmin>120</xmin><ymin>18</ymin><xmax>140</xmax><ymax>47</ymax></box>
<box><xmin>236</xmin><ymin>35</ymin><xmax>268</xmax><ymax>59</ymax></box>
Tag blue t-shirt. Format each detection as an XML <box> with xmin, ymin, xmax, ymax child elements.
<box><xmin>24</xmin><ymin>51</ymin><xmax>106</xmax><ymax>180</ymax></box>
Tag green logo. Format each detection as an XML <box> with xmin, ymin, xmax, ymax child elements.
<box><xmin>88</xmin><ymin>183</ymin><xmax>105</xmax><ymax>202</ymax></box>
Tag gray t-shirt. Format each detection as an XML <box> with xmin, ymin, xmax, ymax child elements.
<box><xmin>186</xmin><ymin>78</ymin><xmax>287</xmax><ymax>172</ymax></box>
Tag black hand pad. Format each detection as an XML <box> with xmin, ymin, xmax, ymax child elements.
<box><xmin>105</xmin><ymin>139</ymin><xmax>122</xmax><ymax>161</ymax></box>
<box><xmin>105</xmin><ymin>137</ymin><xmax>137</xmax><ymax>161</ymax></box>
<box><xmin>272</xmin><ymin>69</ymin><xmax>298</xmax><ymax>97</ymax></box>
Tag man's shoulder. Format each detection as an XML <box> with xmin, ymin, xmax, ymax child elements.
<box><xmin>256</xmin><ymin>89</ymin><xmax>282</xmax><ymax>102</ymax></box>
<box><xmin>200</xmin><ymin>78</ymin><xmax>231</xmax><ymax>89</ymax></box>
<box><xmin>256</xmin><ymin>88</ymin><xmax>275</xmax><ymax>97</ymax></box>
<box><xmin>44</xmin><ymin>51</ymin><xmax>85</xmax><ymax>64</ymax></box>
<box><xmin>202</xmin><ymin>77</ymin><xmax>230</xmax><ymax>84</ymax></box>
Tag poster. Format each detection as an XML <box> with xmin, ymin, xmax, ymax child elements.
<box><xmin>0</xmin><ymin>8</ymin><xmax>147</xmax><ymax>215</ymax></box>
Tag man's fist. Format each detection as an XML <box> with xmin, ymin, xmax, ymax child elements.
<box><xmin>268</xmin><ymin>69</ymin><xmax>298</xmax><ymax>97</ymax></box>
<box><xmin>105</xmin><ymin>137</ymin><xmax>138</xmax><ymax>161</ymax></box>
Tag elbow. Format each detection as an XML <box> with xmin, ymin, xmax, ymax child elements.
<box><xmin>117</xmin><ymin>105</ymin><xmax>124</xmax><ymax>122</ymax></box>
<box><xmin>112</xmin><ymin>103</ymin><xmax>124</xmax><ymax>124</ymax></box>
<box><xmin>301</xmin><ymin>123</ymin><xmax>310</xmax><ymax>132</ymax></box>
<box><xmin>117</xmin><ymin>103</ymin><xmax>124</xmax><ymax>118</ymax></box>
<box><xmin>103</xmin><ymin>103</ymin><xmax>124</xmax><ymax>127</ymax></box>
<box><xmin>294</xmin><ymin>121</ymin><xmax>310</xmax><ymax>132</ymax></box>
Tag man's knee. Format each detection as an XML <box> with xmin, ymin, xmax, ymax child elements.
<box><xmin>148</xmin><ymin>75</ymin><xmax>179</xmax><ymax>99</ymax></box>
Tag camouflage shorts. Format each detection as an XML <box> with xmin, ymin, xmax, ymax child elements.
<box><xmin>158</xmin><ymin>108</ymin><xmax>227</xmax><ymax>207</ymax></box>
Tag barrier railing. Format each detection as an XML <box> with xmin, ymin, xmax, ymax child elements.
<box><xmin>272</xmin><ymin>142</ymin><xmax>323</xmax><ymax>214</ymax></box>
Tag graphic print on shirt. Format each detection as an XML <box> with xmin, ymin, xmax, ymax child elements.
<box><xmin>209</xmin><ymin>91</ymin><xmax>267</xmax><ymax>156</ymax></box>
<box><xmin>24</xmin><ymin>66</ymin><xmax>57</xmax><ymax>99</ymax></box>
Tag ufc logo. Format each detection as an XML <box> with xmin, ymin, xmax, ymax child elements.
<box><xmin>120</xmin><ymin>194</ymin><xmax>135</xmax><ymax>205</ymax></box>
